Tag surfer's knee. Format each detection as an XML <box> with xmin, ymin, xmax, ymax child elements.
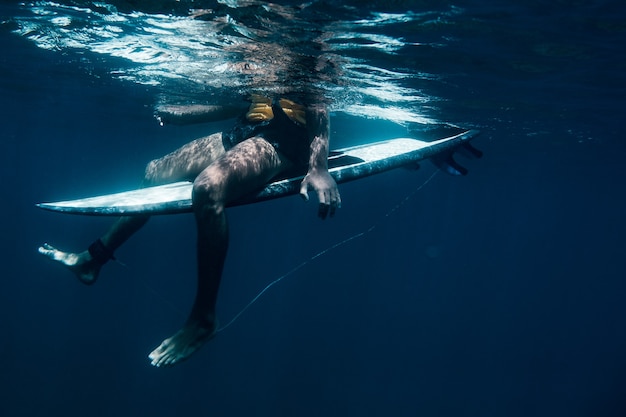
<box><xmin>192</xmin><ymin>174</ymin><xmax>225</xmax><ymax>215</ymax></box>
<box><xmin>143</xmin><ymin>159</ymin><xmax>162</xmax><ymax>186</ymax></box>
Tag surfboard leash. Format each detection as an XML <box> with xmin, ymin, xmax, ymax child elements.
<box><xmin>216</xmin><ymin>168</ymin><xmax>440</xmax><ymax>333</ymax></box>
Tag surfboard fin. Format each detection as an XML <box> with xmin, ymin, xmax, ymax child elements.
<box><xmin>460</xmin><ymin>142</ymin><xmax>483</xmax><ymax>159</ymax></box>
<box><xmin>432</xmin><ymin>152</ymin><xmax>468</xmax><ymax>176</ymax></box>
<box><xmin>431</xmin><ymin>140</ymin><xmax>482</xmax><ymax>176</ymax></box>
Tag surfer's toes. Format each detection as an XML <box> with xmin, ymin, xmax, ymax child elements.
<box><xmin>38</xmin><ymin>243</ymin><xmax>54</xmax><ymax>255</ymax></box>
<box><xmin>37</xmin><ymin>244</ymin><xmax>99</xmax><ymax>285</ymax></box>
<box><xmin>148</xmin><ymin>319</ymin><xmax>217</xmax><ymax>368</ymax></box>
<box><xmin>39</xmin><ymin>243</ymin><xmax>89</xmax><ymax>265</ymax></box>
<box><xmin>38</xmin><ymin>243</ymin><xmax>68</xmax><ymax>262</ymax></box>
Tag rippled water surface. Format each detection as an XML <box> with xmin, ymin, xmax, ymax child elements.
<box><xmin>9</xmin><ymin>0</ymin><xmax>457</xmax><ymax>123</ymax></box>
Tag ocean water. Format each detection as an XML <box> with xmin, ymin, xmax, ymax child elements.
<box><xmin>1</xmin><ymin>1</ymin><xmax>625</xmax><ymax>416</ymax></box>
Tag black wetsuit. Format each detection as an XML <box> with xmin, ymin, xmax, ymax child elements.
<box><xmin>223</xmin><ymin>101</ymin><xmax>310</xmax><ymax>167</ymax></box>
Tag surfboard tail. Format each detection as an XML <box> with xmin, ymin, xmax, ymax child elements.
<box><xmin>430</xmin><ymin>140</ymin><xmax>483</xmax><ymax>176</ymax></box>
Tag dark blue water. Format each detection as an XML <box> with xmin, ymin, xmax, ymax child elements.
<box><xmin>2</xmin><ymin>1</ymin><xmax>625</xmax><ymax>416</ymax></box>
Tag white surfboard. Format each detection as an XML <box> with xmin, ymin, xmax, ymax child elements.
<box><xmin>37</xmin><ymin>129</ymin><xmax>480</xmax><ymax>216</ymax></box>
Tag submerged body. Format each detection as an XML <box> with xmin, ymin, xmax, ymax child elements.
<box><xmin>39</xmin><ymin>99</ymin><xmax>341</xmax><ymax>367</ymax></box>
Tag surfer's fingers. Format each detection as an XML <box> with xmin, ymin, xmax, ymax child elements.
<box><xmin>317</xmin><ymin>190</ymin><xmax>330</xmax><ymax>219</ymax></box>
<box><xmin>318</xmin><ymin>202</ymin><xmax>330</xmax><ymax>219</ymax></box>
<box><xmin>332</xmin><ymin>188</ymin><xmax>341</xmax><ymax>207</ymax></box>
<box><xmin>329</xmin><ymin>190</ymin><xmax>341</xmax><ymax>217</ymax></box>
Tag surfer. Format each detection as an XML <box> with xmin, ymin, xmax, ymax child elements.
<box><xmin>38</xmin><ymin>96</ymin><xmax>341</xmax><ymax>367</ymax></box>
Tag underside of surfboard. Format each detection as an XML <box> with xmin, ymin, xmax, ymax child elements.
<box><xmin>37</xmin><ymin>129</ymin><xmax>481</xmax><ymax>216</ymax></box>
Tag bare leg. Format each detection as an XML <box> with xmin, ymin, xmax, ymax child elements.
<box><xmin>148</xmin><ymin>137</ymin><xmax>291</xmax><ymax>367</ymax></box>
<box><xmin>38</xmin><ymin>133</ymin><xmax>228</xmax><ymax>284</ymax></box>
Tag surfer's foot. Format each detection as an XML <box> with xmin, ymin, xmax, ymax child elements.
<box><xmin>38</xmin><ymin>243</ymin><xmax>101</xmax><ymax>285</ymax></box>
<box><xmin>148</xmin><ymin>317</ymin><xmax>218</xmax><ymax>367</ymax></box>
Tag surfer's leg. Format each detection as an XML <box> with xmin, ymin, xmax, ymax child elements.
<box><xmin>148</xmin><ymin>137</ymin><xmax>291</xmax><ymax>367</ymax></box>
<box><xmin>38</xmin><ymin>133</ymin><xmax>229</xmax><ymax>284</ymax></box>
<box><xmin>142</xmin><ymin>132</ymin><xmax>228</xmax><ymax>185</ymax></box>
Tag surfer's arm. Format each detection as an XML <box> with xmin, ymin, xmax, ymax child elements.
<box><xmin>154</xmin><ymin>104</ymin><xmax>244</xmax><ymax>126</ymax></box>
<box><xmin>299</xmin><ymin>106</ymin><xmax>341</xmax><ymax>218</ymax></box>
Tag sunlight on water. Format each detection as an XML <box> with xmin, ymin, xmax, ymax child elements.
<box><xmin>9</xmin><ymin>0</ymin><xmax>462</xmax><ymax>125</ymax></box>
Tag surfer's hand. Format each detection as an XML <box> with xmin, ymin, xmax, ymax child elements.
<box><xmin>299</xmin><ymin>169</ymin><xmax>341</xmax><ymax>219</ymax></box>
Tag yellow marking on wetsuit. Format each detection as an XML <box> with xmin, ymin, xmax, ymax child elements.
<box><xmin>246</xmin><ymin>95</ymin><xmax>274</xmax><ymax>122</ymax></box>
<box><xmin>245</xmin><ymin>95</ymin><xmax>307</xmax><ymax>125</ymax></box>
<box><xmin>279</xmin><ymin>98</ymin><xmax>307</xmax><ymax>125</ymax></box>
